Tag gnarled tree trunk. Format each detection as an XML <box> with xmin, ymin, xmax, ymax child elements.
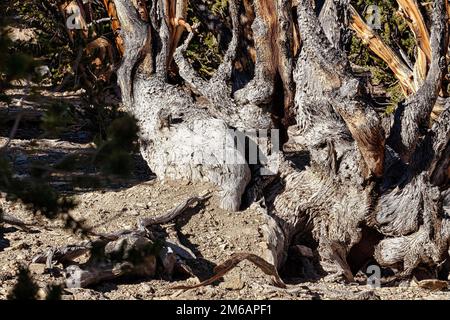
<box><xmin>113</xmin><ymin>0</ymin><xmax>450</xmax><ymax>282</ymax></box>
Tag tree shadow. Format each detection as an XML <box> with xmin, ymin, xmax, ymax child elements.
<box><xmin>87</xmin><ymin>201</ymin><xmax>220</xmax><ymax>292</ymax></box>
<box><xmin>150</xmin><ymin>202</ymin><xmax>219</xmax><ymax>283</ymax></box>
<box><xmin>0</xmin><ymin>226</ymin><xmax>32</xmax><ymax>251</ymax></box>
<box><xmin>1</xmin><ymin>84</ymin><xmax>121</xmax><ymax>145</ymax></box>
<box><xmin>3</xmin><ymin>137</ymin><xmax>155</xmax><ymax>195</ymax></box>
<box><xmin>0</xmin><ymin>231</ymin><xmax>11</xmax><ymax>252</ymax></box>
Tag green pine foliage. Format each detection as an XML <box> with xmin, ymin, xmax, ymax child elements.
<box><xmin>349</xmin><ymin>0</ymin><xmax>430</xmax><ymax>112</ymax></box>
<box><xmin>93</xmin><ymin>114</ymin><xmax>140</xmax><ymax>177</ymax></box>
<box><xmin>0</xmin><ymin>17</ymin><xmax>36</xmax><ymax>87</ymax></box>
<box><xmin>0</xmin><ymin>5</ymin><xmax>139</xmax><ymax>235</ymax></box>
<box><xmin>7</xmin><ymin>266</ymin><xmax>62</xmax><ymax>300</ymax></box>
<box><xmin>186</xmin><ymin>0</ymin><xmax>229</xmax><ymax>78</ymax></box>
<box><xmin>45</xmin><ymin>284</ymin><xmax>63</xmax><ymax>300</ymax></box>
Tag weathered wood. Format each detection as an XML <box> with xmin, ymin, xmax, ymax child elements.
<box><xmin>396</xmin><ymin>0</ymin><xmax>431</xmax><ymax>61</ymax></box>
<box><xmin>101</xmin><ymin>0</ymin><xmax>125</xmax><ymax>55</ymax></box>
<box><xmin>63</xmin><ymin>235</ymin><xmax>157</xmax><ymax>288</ymax></box>
<box><xmin>114</xmin><ymin>0</ymin><xmax>282</xmax><ymax>211</ymax></box>
<box><xmin>65</xmin><ymin>264</ymin><xmax>125</xmax><ymax>288</ymax></box>
<box><xmin>0</xmin><ymin>212</ymin><xmax>32</xmax><ymax>232</ymax></box>
<box><xmin>30</xmin><ymin>195</ymin><xmax>212</xmax><ymax>287</ymax></box>
<box><xmin>350</xmin><ymin>1</ymin><xmax>446</xmax><ymax>120</ymax></box>
<box><xmin>349</xmin><ymin>5</ymin><xmax>415</xmax><ymax>94</ymax></box>
<box><xmin>109</xmin><ymin>0</ymin><xmax>450</xmax><ymax>284</ymax></box>
<box><xmin>32</xmin><ymin>242</ymin><xmax>92</xmax><ymax>267</ymax></box>
<box><xmin>138</xmin><ymin>193</ymin><xmax>211</xmax><ymax>228</ymax></box>
<box><xmin>388</xmin><ymin>0</ymin><xmax>449</xmax><ymax>162</ymax></box>
<box><xmin>171</xmin><ymin>252</ymin><xmax>286</xmax><ymax>290</ymax></box>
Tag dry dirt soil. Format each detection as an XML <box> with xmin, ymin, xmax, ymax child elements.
<box><xmin>1</xmin><ymin>87</ymin><xmax>450</xmax><ymax>300</ymax></box>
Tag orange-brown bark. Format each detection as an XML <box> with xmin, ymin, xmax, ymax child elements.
<box><xmin>396</xmin><ymin>0</ymin><xmax>431</xmax><ymax>61</ymax></box>
<box><xmin>102</xmin><ymin>0</ymin><xmax>125</xmax><ymax>56</ymax></box>
<box><xmin>349</xmin><ymin>5</ymin><xmax>415</xmax><ymax>94</ymax></box>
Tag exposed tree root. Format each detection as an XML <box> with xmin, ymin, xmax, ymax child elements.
<box><xmin>107</xmin><ymin>0</ymin><xmax>450</xmax><ymax>286</ymax></box>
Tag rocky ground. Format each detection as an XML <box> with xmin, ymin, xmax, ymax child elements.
<box><xmin>1</xmin><ymin>86</ymin><xmax>450</xmax><ymax>300</ymax></box>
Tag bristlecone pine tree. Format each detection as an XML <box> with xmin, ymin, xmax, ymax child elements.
<box><xmin>110</xmin><ymin>0</ymin><xmax>449</xmax><ymax>282</ymax></box>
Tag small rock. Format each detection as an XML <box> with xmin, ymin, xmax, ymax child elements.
<box><xmin>398</xmin><ymin>279</ymin><xmax>412</xmax><ymax>287</ymax></box>
<box><xmin>186</xmin><ymin>277</ymin><xmax>200</xmax><ymax>285</ymax></box>
<box><xmin>220</xmin><ymin>274</ymin><xmax>244</xmax><ymax>290</ymax></box>
<box><xmin>141</xmin><ymin>284</ymin><xmax>155</xmax><ymax>294</ymax></box>
<box><xmin>199</xmin><ymin>190</ymin><xmax>212</xmax><ymax>198</ymax></box>
<box><xmin>29</xmin><ymin>263</ymin><xmax>46</xmax><ymax>275</ymax></box>
<box><xmin>16</xmin><ymin>254</ymin><xmax>25</xmax><ymax>260</ymax></box>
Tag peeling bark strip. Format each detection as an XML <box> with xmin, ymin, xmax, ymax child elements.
<box><xmin>111</xmin><ymin>0</ymin><xmax>450</xmax><ymax>284</ymax></box>
<box><xmin>296</xmin><ymin>0</ymin><xmax>385</xmax><ymax>178</ymax></box>
<box><xmin>102</xmin><ymin>0</ymin><xmax>125</xmax><ymax>55</ymax></box>
<box><xmin>388</xmin><ymin>0</ymin><xmax>449</xmax><ymax>162</ymax></box>
<box><xmin>171</xmin><ymin>253</ymin><xmax>286</xmax><ymax>290</ymax></box>
<box><xmin>349</xmin><ymin>5</ymin><xmax>415</xmax><ymax>94</ymax></box>
<box><xmin>167</xmin><ymin>0</ymin><xmax>190</xmax><ymax>67</ymax></box>
<box><xmin>396</xmin><ymin>0</ymin><xmax>431</xmax><ymax>61</ymax></box>
<box><xmin>395</xmin><ymin>0</ymin><xmax>431</xmax><ymax>88</ymax></box>
<box><xmin>350</xmin><ymin>0</ymin><xmax>447</xmax><ymax>118</ymax></box>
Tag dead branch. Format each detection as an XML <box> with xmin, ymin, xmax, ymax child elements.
<box><xmin>139</xmin><ymin>193</ymin><xmax>211</xmax><ymax>228</ymax></box>
<box><xmin>396</xmin><ymin>0</ymin><xmax>431</xmax><ymax>61</ymax></box>
<box><xmin>0</xmin><ymin>212</ymin><xmax>32</xmax><ymax>232</ymax></box>
<box><xmin>30</xmin><ymin>195</ymin><xmax>212</xmax><ymax>287</ymax></box>
<box><xmin>349</xmin><ymin>5</ymin><xmax>415</xmax><ymax>94</ymax></box>
<box><xmin>32</xmin><ymin>242</ymin><xmax>92</xmax><ymax>268</ymax></box>
<box><xmin>388</xmin><ymin>0</ymin><xmax>449</xmax><ymax>162</ymax></box>
<box><xmin>297</xmin><ymin>0</ymin><xmax>385</xmax><ymax>177</ymax></box>
<box><xmin>101</xmin><ymin>0</ymin><xmax>125</xmax><ymax>55</ymax></box>
<box><xmin>171</xmin><ymin>252</ymin><xmax>286</xmax><ymax>290</ymax></box>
